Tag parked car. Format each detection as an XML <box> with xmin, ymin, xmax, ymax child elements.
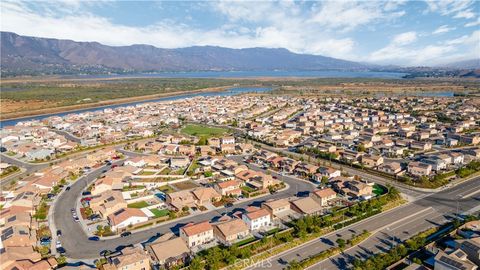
<box><xmin>82</xmin><ymin>191</ymin><xmax>91</xmax><ymax>196</ymax></box>
<box><xmin>40</xmin><ymin>237</ymin><xmax>51</xmax><ymax>246</ymax></box>
<box><xmin>224</xmin><ymin>202</ymin><xmax>234</xmax><ymax>208</ymax></box>
<box><xmin>56</xmin><ymin>230</ymin><xmax>62</xmax><ymax>236</ymax></box>
<box><xmin>88</xmin><ymin>236</ymin><xmax>100</xmax><ymax>241</ymax></box>
<box><xmin>71</xmin><ymin>208</ymin><xmax>75</xmax><ymax>213</ymax></box>
<box><xmin>74</xmin><ymin>216</ymin><xmax>80</xmax><ymax>222</ymax></box>
<box><xmin>56</xmin><ymin>240</ymin><xmax>62</xmax><ymax>248</ymax></box>
<box><xmin>120</xmin><ymin>232</ymin><xmax>132</xmax><ymax>237</ymax></box>
<box><xmin>57</xmin><ymin>247</ymin><xmax>66</xmax><ymax>254</ymax></box>
<box><xmin>65</xmin><ymin>186</ymin><xmax>71</xmax><ymax>191</ymax></box>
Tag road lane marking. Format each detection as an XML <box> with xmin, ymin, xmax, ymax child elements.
<box><xmin>461</xmin><ymin>189</ymin><xmax>480</xmax><ymax>199</ymax></box>
<box><xmin>385</xmin><ymin>208</ymin><xmax>436</xmax><ymax>232</ymax></box>
<box><xmin>373</xmin><ymin>207</ymin><xmax>433</xmax><ymax>234</ymax></box>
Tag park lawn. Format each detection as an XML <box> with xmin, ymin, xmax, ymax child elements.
<box><xmin>127</xmin><ymin>201</ymin><xmax>149</xmax><ymax>208</ymax></box>
<box><xmin>150</xmin><ymin>209</ymin><xmax>170</xmax><ymax>217</ymax></box>
<box><xmin>181</xmin><ymin>124</ymin><xmax>228</xmax><ymax>138</ymax></box>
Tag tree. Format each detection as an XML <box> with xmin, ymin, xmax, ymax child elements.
<box><xmin>357</xmin><ymin>144</ymin><xmax>366</xmax><ymax>152</ymax></box>
<box><xmin>188</xmin><ymin>257</ymin><xmax>204</xmax><ymax>270</ymax></box>
<box><xmin>287</xmin><ymin>260</ymin><xmax>302</xmax><ymax>270</ymax></box>
<box><xmin>204</xmin><ymin>171</ymin><xmax>213</xmax><ymax>177</ymax></box>
<box><xmin>336</xmin><ymin>238</ymin><xmax>346</xmax><ymax>249</ymax></box>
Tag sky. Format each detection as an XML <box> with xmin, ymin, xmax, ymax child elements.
<box><xmin>1</xmin><ymin>0</ymin><xmax>479</xmax><ymax>66</ymax></box>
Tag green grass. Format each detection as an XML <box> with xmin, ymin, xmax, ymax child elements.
<box><xmin>127</xmin><ymin>201</ymin><xmax>149</xmax><ymax>208</ymax></box>
<box><xmin>373</xmin><ymin>184</ymin><xmax>387</xmax><ymax>196</ymax></box>
<box><xmin>181</xmin><ymin>124</ymin><xmax>228</xmax><ymax>138</ymax></box>
<box><xmin>241</xmin><ymin>185</ymin><xmax>256</xmax><ymax>193</ymax></box>
<box><xmin>150</xmin><ymin>209</ymin><xmax>170</xmax><ymax>217</ymax></box>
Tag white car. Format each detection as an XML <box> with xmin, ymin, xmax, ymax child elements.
<box><xmin>56</xmin><ymin>240</ymin><xmax>62</xmax><ymax>248</ymax></box>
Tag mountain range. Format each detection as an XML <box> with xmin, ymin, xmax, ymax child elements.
<box><xmin>1</xmin><ymin>32</ymin><xmax>478</xmax><ymax>77</ymax></box>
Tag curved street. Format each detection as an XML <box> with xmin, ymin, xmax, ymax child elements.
<box><xmin>53</xmin><ymin>155</ymin><xmax>316</xmax><ymax>259</ymax></box>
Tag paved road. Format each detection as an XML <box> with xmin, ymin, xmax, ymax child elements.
<box><xmin>248</xmin><ymin>176</ymin><xmax>480</xmax><ymax>270</ymax></box>
<box><xmin>0</xmin><ymin>153</ymin><xmax>48</xmax><ymax>186</ymax></box>
<box><xmin>54</xmin><ymin>156</ymin><xmax>316</xmax><ymax>259</ymax></box>
<box><xmin>50</xmin><ymin>129</ymin><xmax>82</xmax><ymax>143</ymax></box>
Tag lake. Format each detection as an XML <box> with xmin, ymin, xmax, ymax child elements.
<box><xmin>0</xmin><ymin>87</ymin><xmax>272</xmax><ymax>127</ymax></box>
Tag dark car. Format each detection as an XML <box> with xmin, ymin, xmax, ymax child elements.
<box><xmin>56</xmin><ymin>230</ymin><xmax>62</xmax><ymax>236</ymax></box>
<box><xmin>120</xmin><ymin>232</ymin><xmax>132</xmax><ymax>237</ymax></box>
<box><xmin>88</xmin><ymin>236</ymin><xmax>100</xmax><ymax>241</ymax></box>
<box><xmin>46</xmin><ymin>193</ymin><xmax>55</xmax><ymax>199</ymax></box>
<box><xmin>224</xmin><ymin>203</ymin><xmax>234</xmax><ymax>208</ymax></box>
<box><xmin>82</xmin><ymin>191</ymin><xmax>91</xmax><ymax>196</ymax></box>
<box><xmin>56</xmin><ymin>247</ymin><xmax>66</xmax><ymax>254</ymax></box>
<box><xmin>65</xmin><ymin>186</ymin><xmax>71</xmax><ymax>191</ymax></box>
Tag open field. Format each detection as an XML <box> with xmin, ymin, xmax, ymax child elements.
<box><xmin>1</xmin><ymin>77</ymin><xmax>478</xmax><ymax>120</ymax></box>
<box><xmin>181</xmin><ymin>124</ymin><xmax>229</xmax><ymax>137</ymax></box>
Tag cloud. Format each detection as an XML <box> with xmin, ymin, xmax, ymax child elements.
<box><xmin>392</xmin><ymin>31</ymin><xmax>417</xmax><ymax>45</ymax></box>
<box><xmin>453</xmin><ymin>9</ymin><xmax>476</xmax><ymax>19</ymax></box>
<box><xmin>370</xmin><ymin>30</ymin><xmax>479</xmax><ymax>65</ymax></box>
<box><xmin>0</xmin><ymin>0</ymin><xmax>477</xmax><ymax>66</ymax></box>
<box><xmin>309</xmin><ymin>1</ymin><xmax>405</xmax><ymax>32</ymax></box>
<box><xmin>433</xmin><ymin>25</ymin><xmax>456</xmax><ymax>34</ymax></box>
<box><xmin>465</xmin><ymin>18</ymin><xmax>480</xmax><ymax>27</ymax></box>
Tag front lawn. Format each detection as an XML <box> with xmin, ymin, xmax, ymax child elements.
<box><xmin>127</xmin><ymin>201</ymin><xmax>149</xmax><ymax>208</ymax></box>
<box><xmin>181</xmin><ymin>124</ymin><xmax>228</xmax><ymax>138</ymax></box>
<box><xmin>150</xmin><ymin>208</ymin><xmax>170</xmax><ymax>217</ymax></box>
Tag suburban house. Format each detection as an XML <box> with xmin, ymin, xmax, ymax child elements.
<box><xmin>103</xmin><ymin>247</ymin><xmax>151</xmax><ymax>270</ymax></box>
<box><xmin>434</xmin><ymin>249</ymin><xmax>477</xmax><ymax>270</ymax></box>
<box><xmin>214</xmin><ymin>180</ymin><xmax>243</xmax><ymax>197</ymax></box>
<box><xmin>361</xmin><ymin>154</ymin><xmax>384</xmax><ymax>168</ymax></box>
<box><xmin>90</xmin><ymin>191</ymin><xmax>127</xmax><ymax>218</ymax></box>
<box><xmin>107</xmin><ymin>208</ymin><xmax>148</xmax><ymax>231</ymax></box>
<box><xmin>310</xmin><ymin>188</ymin><xmax>337</xmax><ymax>206</ymax></box>
<box><xmin>290</xmin><ymin>197</ymin><xmax>322</xmax><ymax>216</ymax></box>
<box><xmin>408</xmin><ymin>162</ymin><xmax>432</xmax><ymax>177</ymax></box>
<box><xmin>191</xmin><ymin>187</ymin><xmax>221</xmax><ymax>205</ymax></box>
<box><xmin>179</xmin><ymin>221</ymin><xmax>214</xmax><ymax>248</ymax></box>
<box><xmin>242</xmin><ymin>208</ymin><xmax>271</xmax><ymax>231</ymax></box>
<box><xmin>316</xmin><ymin>167</ymin><xmax>341</xmax><ymax>179</ymax></box>
<box><xmin>262</xmin><ymin>198</ymin><xmax>291</xmax><ymax>219</ymax></box>
<box><xmin>213</xmin><ymin>219</ymin><xmax>250</xmax><ymax>245</ymax></box>
<box><xmin>147</xmin><ymin>237</ymin><xmax>190</xmax><ymax>268</ymax></box>
<box><xmin>169</xmin><ymin>157</ymin><xmax>190</xmax><ymax>168</ymax></box>
<box><xmin>378</xmin><ymin>162</ymin><xmax>403</xmax><ymax>175</ymax></box>
<box><xmin>166</xmin><ymin>190</ymin><xmax>196</xmax><ymax>211</ymax></box>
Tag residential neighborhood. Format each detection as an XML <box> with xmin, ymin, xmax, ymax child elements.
<box><xmin>0</xmin><ymin>93</ymin><xmax>479</xmax><ymax>270</ymax></box>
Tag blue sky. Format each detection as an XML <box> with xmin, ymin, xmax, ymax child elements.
<box><xmin>1</xmin><ymin>0</ymin><xmax>479</xmax><ymax>66</ymax></box>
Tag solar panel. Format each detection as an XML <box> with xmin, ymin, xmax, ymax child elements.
<box><xmin>7</xmin><ymin>216</ymin><xmax>17</xmax><ymax>222</ymax></box>
<box><xmin>439</xmin><ymin>256</ymin><xmax>467</xmax><ymax>270</ymax></box>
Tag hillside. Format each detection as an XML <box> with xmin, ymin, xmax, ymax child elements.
<box><xmin>1</xmin><ymin>32</ymin><xmax>369</xmax><ymax>76</ymax></box>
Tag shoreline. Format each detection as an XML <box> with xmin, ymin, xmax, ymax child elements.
<box><xmin>0</xmin><ymin>86</ymin><xmax>229</xmax><ymax>121</ymax></box>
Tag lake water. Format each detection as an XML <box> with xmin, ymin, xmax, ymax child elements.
<box><xmin>0</xmin><ymin>87</ymin><xmax>272</xmax><ymax>127</ymax></box>
<box><xmin>62</xmin><ymin>70</ymin><xmax>407</xmax><ymax>79</ymax></box>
